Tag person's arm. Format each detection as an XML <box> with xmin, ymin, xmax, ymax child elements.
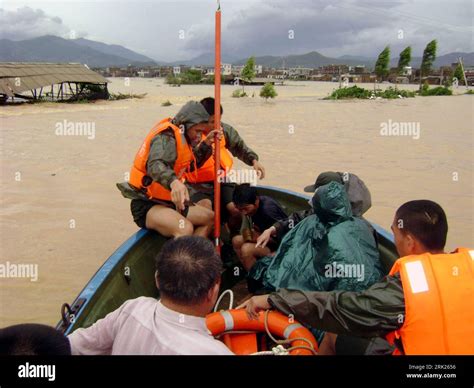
<box><xmin>147</xmin><ymin>130</ymin><xmax>193</xmax><ymax>210</ymax></box>
<box><xmin>193</xmin><ymin>128</ymin><xmax>224</xmax><ymax>168</ymax></box>
<box><xmin>257</xmin><ymin>208</ymin><xmax>313</xmax><ymax>247</ymax></box>
<box><xmin>268</xmin><ymin>274</ymin><xmax>405</xmax><ymax>338</ymax></box>
<box><xmin>67</xmin><ymin>300</ymin><xmax>133</xmax><ymax>355</ymax></box>
<box><xmin>147</xmin><ymin>131</ymin><xmax>178</xmax><ymax>190</ymax></box>
<box><xmin>193</xmin><ymin>141</ymin><xmax>213</xmax><ymax>168</ymax></box>
<box><xmin>223</xmin><ymin>123</ymin><xmax>259</xmax><ymax>166</ymax></box>
<box><xmin>273</xmin><ymin>208</ymin><xmax>314</xmax><ymax>241</ymax></box>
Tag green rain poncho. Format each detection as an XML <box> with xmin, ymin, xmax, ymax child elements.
<box><xmin>250</xmin><ymin>181</ymin><xmax>383</xmax><ymax>292</ymax></box>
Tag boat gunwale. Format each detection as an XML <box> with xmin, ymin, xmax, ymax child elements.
<box><xmin>58</xmin><ymin>185</ymin><xmax>395</xmax><ymax>334</ymax></box>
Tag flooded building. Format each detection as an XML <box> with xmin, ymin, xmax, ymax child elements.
<box><xmin>0</xmin><ymin>62</ymin><xmax>109</xmax><ymax>103</ymax></box>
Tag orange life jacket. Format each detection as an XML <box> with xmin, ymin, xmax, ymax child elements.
<box><xmin>129</xmin><ymin>118</ymin><xmax>196</xmax><ymax>201</ymax></box>
<box><xmin>186</xmin><ymin>133</ymin><xmax>233</xmax><ymax>183</ymax></box>
<box><xmin>386</xmin><ymin>248</ymin><xmax>474</xmax><ymax>355</ymax></box>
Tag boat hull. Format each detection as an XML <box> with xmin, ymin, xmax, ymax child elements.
<box><xmin>57</xmin><ymin>185</ymin><xmax>398</xmax><ymax>334</ymax></box>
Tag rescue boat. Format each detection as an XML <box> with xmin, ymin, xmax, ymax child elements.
<box><xmin>56</xmin><ymin>185</ymin><xmax>399</xmax><ymax>354</ymax></box>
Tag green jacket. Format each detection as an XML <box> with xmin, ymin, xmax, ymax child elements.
<box><xmin>269</xmin><ymin>273</ymin><xmax>404</xmax><ymax>338</ymax></box>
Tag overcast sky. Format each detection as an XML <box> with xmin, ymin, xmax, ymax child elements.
<box><xmin>1</xmin><ymin>0</ymin><xmax>472</xmax><ymax>61</ymax></box>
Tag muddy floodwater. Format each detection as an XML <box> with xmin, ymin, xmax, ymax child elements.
<box><xmin>1</xmin><ymin>78</ymin><xmax>473</xmax><ymax>326</ymax></box>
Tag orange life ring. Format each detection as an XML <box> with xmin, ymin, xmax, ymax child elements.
<box><xmin>206</xmin><ymin>309</ymin><xmax>318</xmax><ymax>355</ymax></box>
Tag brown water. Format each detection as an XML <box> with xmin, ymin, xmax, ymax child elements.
<box><xmin>1</xmin><ymin>78</ymin><xmax>473</xmax><ymax>326</ymax></box>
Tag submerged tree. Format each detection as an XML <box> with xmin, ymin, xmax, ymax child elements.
<box><xmin>241</xmin><ymin>56</ymin><xmax>256</xmax><ymax>93</ymax></box>
<box><xmin>419</xmin><ymin>40</ymin><xmax>437</xmax><ymax>90</ymax></box>
<box><xmin>453</xmin><ymin>63</ymin><xmax>465</xmax><ymax>86</ymax></box>
<box><xmin>375</xmin><ymin>46</ymin><xmax>391</xmax><ymax>82</ymax></box>
<box><xmin>397</xmin><ymin>46</ymin><xmax>412</xmax><ymax>74</ymax></box>
<box><xmin>260</xmin><ymin>82</ymin><xmax>277</xmax><ymax>101</ymax></box>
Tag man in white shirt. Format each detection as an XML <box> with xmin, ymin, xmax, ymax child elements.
<box><xmin>68</xmin><ymin>236</ymin><xmax>233</xmax><ymax>355</ymax></box>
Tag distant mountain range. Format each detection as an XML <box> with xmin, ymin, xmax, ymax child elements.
<box><xmin>72</xmin><ymin>38</ymin><xmax>158</xmax><ymax>65</ymax></box>
<box><xmin>0</xmin><ymin>35</ymin><xmax>158</xmax><ymax>67</ymax></box>
<box><xmin>402</xmin><ymin>52</ymin><xmax>474</xmax><ymax>68</ymax></box>
<box><xmin>233</xmin><ymin>51</ymin><xmax>374</xmax><ymax>68</ymax></box>
<box><xmin>168</xmin><ymin>52</ymin><xmax>240</xmax><ymax>67</ymax></box>
<box><xmin>175</xmin><ymin>51</ymin><xmax>375</xmax><ymax>68</ymax></box>
<box><xmin>1</xmin><ymin>35</ymin><xmax>472</xmax><ymax>69</ymax></box>
<box><xmin>231</xmin><ymin>51</ymin><xmax>474</xmax><ymax>69</ymax></box>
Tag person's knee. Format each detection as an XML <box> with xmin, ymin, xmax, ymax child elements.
<box><xmin>174</xmin><ymin>220</ymin><xmax>194</xmax><ymax>237</ymax></box>
<box><xmin>226</xmin><ymin>202</ymin><xmax>240</xmax><ymax>217</ymax></box>
<box><xmin>240</xmin><ymin>243</ymin><xmax>257</xmax><ymax>271</ymax></box>
<box><xmin>146</xmin><ymin>217</ymin><xmax>165</xmax><ymax>234</ymax></box>
<box><xmin>185</xmin><ymin>205</ymin><xmax>214</xmax><ymax>228</ymax></box>
<box><xmin>232</xmin><ymin>235</ymin><xmax>243</xmax><ymax>249</ymax></box>
<box><xmin>197</xmin><ymin>198</ymin><xmax>212</xmax><ymax>210</ymax></box>
<box><xmin>202</xmin><ymin>207</ymin><xmax>215</xmax><ymax>224</ymax></box>
<box><xmin>240</xmin><ymin>243</ymin><xmax>255</xmax><ymax>258</ymax></box>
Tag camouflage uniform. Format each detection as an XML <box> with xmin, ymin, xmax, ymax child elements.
<box><xmin>116</xmin><ymin>101</ymin><xmax>212</xmax><ymax>227</ymax></box>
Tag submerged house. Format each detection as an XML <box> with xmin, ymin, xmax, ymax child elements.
<box><xmin>0</xmin><ymin>62</ymin><xmax>109</xmax><ymax>103</ymax></box>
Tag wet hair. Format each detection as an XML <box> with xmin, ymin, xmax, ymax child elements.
<box><xmin>0</xmin><ymin>324</ymin><xmax>71</xmax><ymax>355</ymax></box>
<box><xmin>395</xmin><ymin>200</ymin><xmax>448</xmax><ymax>251</ymax></box>
<box><xmin>200</xmin><ymin>97</ymin><xmax>223</xmax><ymax>116</ymax></box>
<box><xmin>233</xmin><ymin>184</ymin><xmax>258</xmax><ymax>207</ymax></box>
<box><xmin>155</xmin><ymin>236</ymin><xmax>222</xmax><ymax>305</ymax></box>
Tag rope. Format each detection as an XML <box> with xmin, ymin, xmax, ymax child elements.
<box><xmin>263</xmin><ymin>310</ymin><xmax>318</xmax><ymax>355</ymax></box>
<box><xmin>213</xmin><ymin>289</ymin><xmax>234</xmax><ymax>312</ymax></box>
<box><xmin>251</xmin><ymin>345</ymin><xmax>289</xmax><ymax>356</ymax></box>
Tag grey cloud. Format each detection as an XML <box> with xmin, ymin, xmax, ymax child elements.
<box><xmin>0</xmin><ymin>6</ymin><xmax>87</xmax><ymax>41</ymax></box>
<box><xmin>0</xmin><ymin>1</ymin><xmax>471</xmax><ymax>61</ymax></box>
<box><xmin>183</xmin><ymin>0</ymin><xmax>473</xmax><ymax>59</ymax></box>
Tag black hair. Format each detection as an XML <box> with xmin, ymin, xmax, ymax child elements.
<box><xmin>200</xmin><ymin>97</ymin><xmax>223</xmax><ymax>116</ymax></box>
<box><xmin>395</xmin><ymin>200</ymin><xmax>448</xmax><ymax>251</ymax></box>
<box><xmin>0</xmin><ymin>324</ymin><xmax>71</xmax><ymax>355</ymax></box>
<box><xmin>155</xmin><ymin>236</ymin><xmax>222</xmax><ymax>305</ymax></box>
<box><xmin>233</xmin><ymin>183</ymin><xmax>258</xmax><ymax>207</ymax></box>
